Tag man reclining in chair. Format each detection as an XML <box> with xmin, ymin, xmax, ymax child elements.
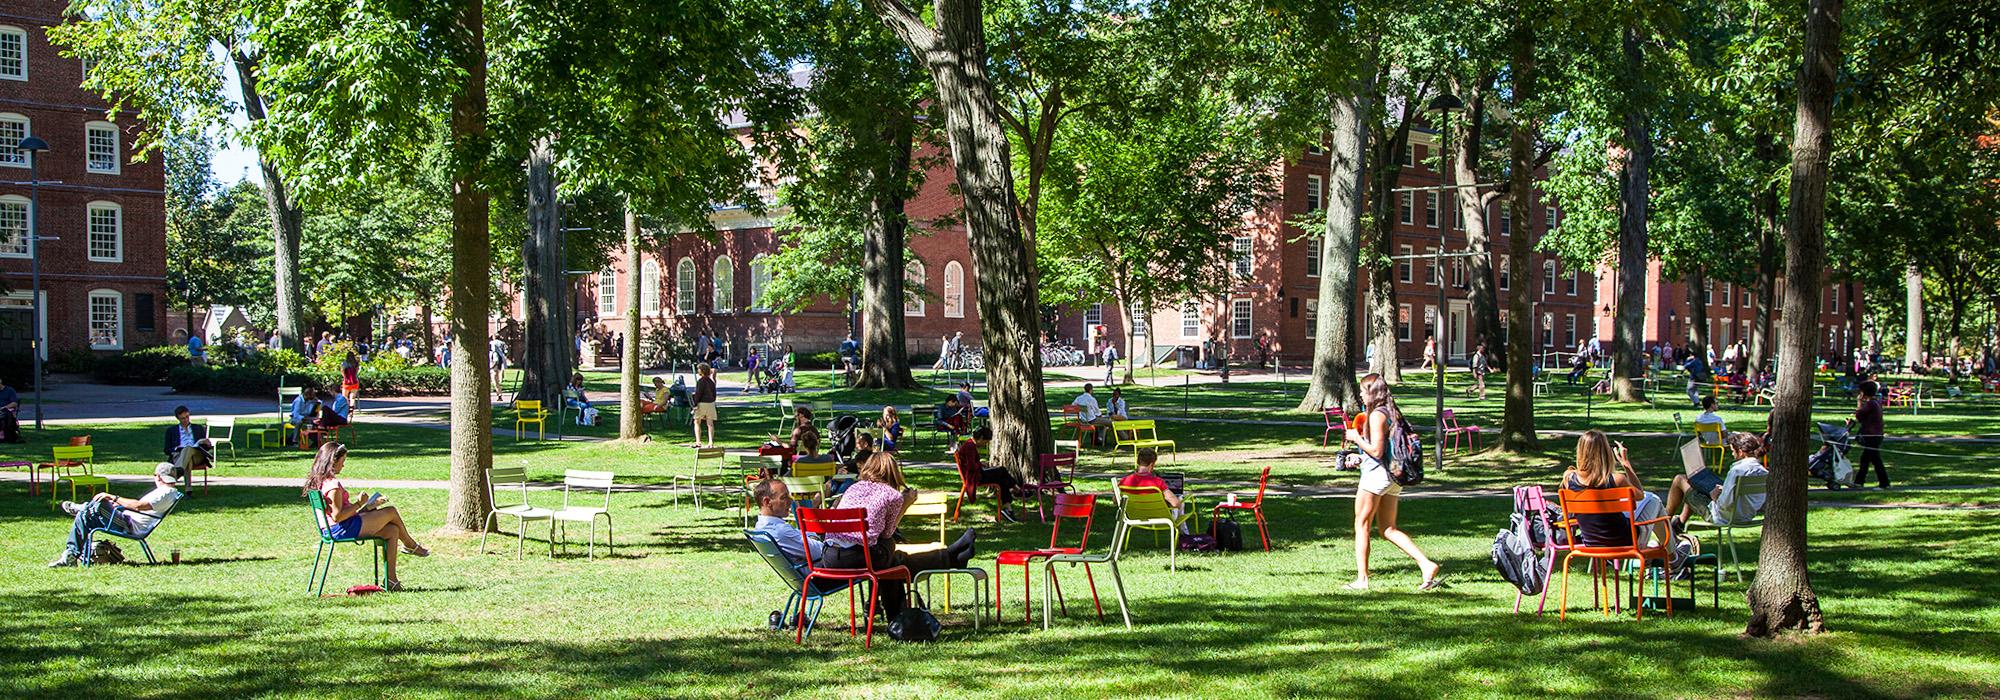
<box><xmin>49</xmin><ymin>462</ymin><xmax>184</xmax><ymax>567</ymax></box>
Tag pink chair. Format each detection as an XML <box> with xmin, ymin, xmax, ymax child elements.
<box><xmin>1321</xmin><ymin>407</ymin><xmax>1347</xmax><ymax>448</ymax></box>
<box><xmin>1512</xmin><ymin>485</ymin><xmax>1573</xmax><ymax>615</ymax></box>
<box><xmin>1441</xmin><ymin>409</ymin><xmax>1481</xmax><ymax>454</ymax></box>
<box><xmin>1028</xmin><ymin>453</ymin><xmax>1078</xmax><ymax>523</ymax></box>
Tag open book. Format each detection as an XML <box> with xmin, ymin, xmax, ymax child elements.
<box><xmin>360</xmin><ymin>492</ymin><xmax>388</xmax><ymax>511</ymax></box>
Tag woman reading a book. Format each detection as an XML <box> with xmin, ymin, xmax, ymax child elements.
<box><xmin>303</xmin><ymin>442</ymin><xmax>429</xmax><ymax>590</ymax></box>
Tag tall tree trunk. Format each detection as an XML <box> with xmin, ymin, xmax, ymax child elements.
<box><xmin>1297</xmin><ymin>88</ymin><xmax>1369</xmax><ymax>412</ymax></box>
<box><xmin>1117</xmin><ymin>289</ymin><xmax>1141</xmax><ymax>385</ymax></box>
<box><xmin>1451</xmin><ymin>78</ymin><xmax>1502</xmax><ymax>362</ymax></box>
<box><xmin>443</xmin><ymin>0</ymin><xmax>493</xmax><ymax>533</ymax></box>
<box><xmin>1688</xmin><ymin>267</ymin><xmax>1711</xmax><ymax>360</ymax></box>
<box><xmin>420</xmin><ymin>301</ymin><xmax>436</xmax><ymax>359</ymax></box>
<box><xmin>1610</xmin><ymin>26</ymin><xmax>1652</xmax><ymax>403</ymax></box>
<box><xmin>1745</xmin><ymin>0</ymin><xmax>1838</xmax><ymax>638</ymax></box>
<box><xmin>871</xmin><ymin>0</ymin><xmax>1051</xmax><ymax>481</ymax></box>
<box><xmin>1365</xmin><ymin>61</ymin><xmax>1406</xmax><ymax>385</ymax></box>
<box><xmin>1499</xmin><ymin>13</ymin><xmax>1540</xmax><ymax>452</ymax></box>
<box><xmin>619</xmin><ymin>204</ymin><xmax>644</xmax><ymax>440</ymax></box>
<box><xmin>857</xmin><ymin>112</ymin><xmax>919</xmax><ymax>389</ymax></box>
<box><xmin>519</xmin><ymin>137</ymin><xmax>569</xmax><ymax>407</ymax></box>
<box><xmin>230</xmin><ymin>50</ymin><xmax>303</xmax><ymax>352</ymax></box>
<box><xmin>1904</xmin><ymin>262</ymin><xmax>1923</xmax><ymax>367</ymax></box>
<box><xmin>1749</xmin><ymin>131</ymin><xmax>1780</xmax><ymax>372</ymax></box>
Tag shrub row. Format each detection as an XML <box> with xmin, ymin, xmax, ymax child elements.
<box><xmin>167</xmin><ymin>365</ymin><xmax>451</xmax><ymax>397</ymax></box>
<box><xmin>92</xmin><ymin>345</ymin><xmax>192</xmax><ymax>384</ymax></box>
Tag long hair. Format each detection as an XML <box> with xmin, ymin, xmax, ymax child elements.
<box><xmin>879</xmin><ymin>405</ymin><xmax>899</xmax><ymax>428</ymax></box>
<box><xmin>859</xmin><ymin>451</ymin><xmax>906</xmax><ymax>490</ymax></box>
<box><xmin>302</xmin><ymin>442</ymin><xmax>348</xmax><ymax>496</ymax></box>
<box><xmin>1359</xmin><ymin>373</ymin><xmax>1400</xmax><ymax>422</ymax></box>
<box><xmin>1572</xmin><ymin>430</ymin><xmax>1616</xmax><ymax>486</ymax></box>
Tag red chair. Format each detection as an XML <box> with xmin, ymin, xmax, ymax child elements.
<box><xmin>1555</xmin><ymin>487</ymin><xmax>1675</xmax><ymax>621</ymax></box>
<box><xmin>1027</xmin><ymin>453</ymin><xmax>1078</xmax><ymax>522</ymax></box>
<box><xmin>1210</xmin><ymin>466</ymin><xmax>1271</xmax><ymax>551</ymax></box>
<box><xmin>995</xmin><ymin>493</ymin><xmax>1098</xmax><ymax>624</ymax></box>
<box><xmin>1320</xmin><ymin>406</ymin><xmax>1347</xmax><ymax>448</ymax></box>
<box><xmin>794</xmin><ymin>507</ymin><xmax>911</xmax><ymax>648</ymax></box>
<box><xmin>1060</xmin><ymin>404</ymin><xmax>1101</xmax><ymax>448</ymax></box>
<box><xmin>1441</xmin><ymin>409</ymin><xmax>1481</xmax><ymax>454</ymax></box>
<box><xmin>951</xmin><ymin>439</ymin><xmax>1006</xmax><ymax>523</ymax></box>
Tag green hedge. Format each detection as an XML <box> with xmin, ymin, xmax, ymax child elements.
<box><xmin>167</xmin><ymin>365</ymin><xmax>451</xmax><ymax>397</ymax></box>
<box><xmin>93</xmin><ymin>345</ymin><xmax>192</xmax><ymax>384</ymax></box>
<box><xmin>0</xmin><ymin>353</ymin><xmax>39</xmax><ymax>389</ymax></box>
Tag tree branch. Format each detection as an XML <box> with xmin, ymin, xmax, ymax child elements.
<box><xmin>865</xmin><ymin>0</ymin><xmax>940</xmax><ymax>55</ymax></box>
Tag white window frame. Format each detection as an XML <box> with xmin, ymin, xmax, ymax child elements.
<box><xmin>1230</xmin><ymin>299</ymin><xmax>1253</xmax><ymax>339</ymax></box>
<box><xmin>904</xmin><ymin>260</ymin><xmax>926</xmax><ymax>316</ymax></box>
<box><xmin>749</xmin><ymin>255</ymin><xmax>771</xmax><ymax>312</ymax></box>
<box><xmin>89</xmin><ymin>289</ymin><xmax>124</xmax><ymax>350</ymax></box>
<box><xmin>1397</xmin><ymin>245</ymin><xmax>1413</xmax><ymax>283</ymax></box>
<box><xmin>1542</xmin><ymin>313</ymin><xmax>1554</xmax><ymax>347</ymax></box>
<box><xmin>1426</xmin><ymin>247</ymin><xmax>1439</xmax><ymax>285</ymax></box>
<box><xmin>1704</xmin><ymin>280</ymin><xmax>1714</xmax><ymax>306</ymax></box>
<box><xmin>1397</xmin><ymin>303</ymin><xmax>1412</xmax><ymax>342</ymax></box>
<box><xmin>1402</xmin><ymin>144</ymin><xmax>1415</xmax><ymax>167</ymax></box>
<box><xmin>1499</xmin><ymin>255</ymin><xmax>1511</xmax><ymax>290</ymax></box>
<box><xmin>711</xmin><ymin>255</ymin><xmax>734</xmax><ymax>313</ymax></box>
<box><xmin>1305</xmin><ymin>174</ymin><xmax>1323</xmax><ymax>212</ymax></box>
<box><xmin>596</xmin><ymin>270</ymin><xmax>617</xmax><ymax>315</ymax></box>
<box><xmin>645</xmin><ymin>259</ymin><xmax>666</xmax><ymax>316</ymax></box>
<box><xmin>1399</xmin><ymin>192</ymin><xmax>1413</xmax><ymax>225</ymax></box>
<box><xmin>1565</xmin><ymin>269</ymin><xmax>1578</xmax><ymax>296</ymax></box>
<box><xmin>1232</xmin><ymin>236</ymin><xmax>1253</xmax><ymax>276</ymax></box>
<box><xmin>0</xmin><ymin>194</ymin><xmax>29</xmax><ymax>258</ymax></box>
<box><xmin>1720</xmin><ymin>282</ymin><xmax>1732</xmax><ymax>307</ymax></box>
<box><xmin>1500</xmin><ymin>208</ymin><xmax>1512</xmax><ymax>235</ymax></box>
<box><xmin>1425</xmin><ymin>191</ymin><xmax>1439</xmax><ymax>228</ymax></box>
<box><xmin>0</xmin><ymin>27</ymin><xmax>25</xmax><ymax>82</ymax></box>
<box><xmin>1180</xmin><ymin>303</ymin><xmax>1200</xmax><ymax>340</ymax></box>
<box><xmin>85</xmin><ymin>201</ymin><xmax>122</xmax><ymax>262</ymax></box>
<box><xmin>943</xmin><ymin>261</ymin><xmax>964</xmax><ymax>318</ymax></box>
<box><xmin>1543</xmin><ymin>260</ymin><xmax>1557</xmax><ymax>295</ymax></box>
<box><xmin>0</xmin><ymin>113</ymin><xmax>28</xmax><ymax>168</ymax></box>
<box><xmin>1305</xmin><ymin>234</ymin><xmax>1321</xmax><ymax>277</ymax></box>
<box><xmin>1305</xmin><ymin>298</ymin><xmax>1319</xmax><ymax>337</ymax></box>
<box><xmin>85</xmin><ymin>121</ymin><xmax>120</xmax><ymax>175</ymax></box>
<box><xmin>1565</xmin><ymin>314</ymin><xmax>1577</xmax><ymax>348</ymax></box>
<box><xmin>1084</xmin><ymin>303</ymin><xmax>1103</xmax><ymax>326</ymax></box>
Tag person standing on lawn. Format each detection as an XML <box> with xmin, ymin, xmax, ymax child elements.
<box><xmin>1344</xmin><ymin>373</ymin><xmax>1442</xmax><ymax>591</ymax></box>
<box><xmin>1850</xmin><ymin>381</ymin><xmax>1890</xmax><ymax>489</ymax></box>
<box><xmin>692</xmin><ymin>363</ymin><xmax>718</xmax><ymax>448</ymax></box>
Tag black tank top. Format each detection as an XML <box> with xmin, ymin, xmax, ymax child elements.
<box><xmin>1564</xmin><ymin>472</ymin><xmax>1634</xmax><ymax>548</ymax></box>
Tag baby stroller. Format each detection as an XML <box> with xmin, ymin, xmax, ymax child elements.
<box><xmin>1808</xmin><ymin>422</ymin><xmax>1859</xmax><ymax>489</ymax></box>
<box><xmin>826</xmin><ymin>415</ymin><xmax>862</xmax><ymax>470</ymax></box>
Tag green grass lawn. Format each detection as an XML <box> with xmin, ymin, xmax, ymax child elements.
<box><xmin>3</xmin><ymin>475</ymin><xmax>1997</xmax><ymax>698</ymax></box>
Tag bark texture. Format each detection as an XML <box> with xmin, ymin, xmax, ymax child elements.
<box><xmin>1746</xmin><ymin>0</ymin><xmax>1838</xmax><ymax>638</ymax></box>
<box><xmin>1749</xmin><ymin>131</ymin><xmax>1780</xmax><ymax>373</ymax></box>
<box><xmin>870</xmin><ymin>0</ymin><xmax>1051</xmax><ymax>480</ymax></box>
<box><xmin>519</xmin><ymin>138</ymin><xmax>570</xmax><ymax>408</ymax></box>
<box><xmin>1297</xmin><ymin>90</ymin><xmax>1369</xmax><ymax>413</ymax></box>
<box><xmin>619</xmin><ymin>204</ymin><xmax>644</xmax><ymax>440</ymax></box>
<box><xmin>1610</xmin><ymin>26</ymin><xmax>1652</xmax><ymax>403</ymax></box>
<box><xmin>1904</xmin><ymin>262</ymin><xmax>1923</xmax><ymax>367</ymax></box>
<box><xmin>1450</xmin><ymin>78</ymin><xmax>1503</xmax><ymax>362</ymax></box>
<box><xmin>856</xmin><ymin>114</ymin><xmax>919</xmax><ymax>389</ymax></box>
<box><xmin>1499</xmin><ymin>14</ymin><xmax>1539</xmax><ymax>452</ymax></box>
<box><xmin>443</xmin><ymin>0</ymin><xmax>494</xmax><ymax>532</ymax></box>
<box><xmin>1688</xmin><ymin>267</ymin><xmax>1711</xmax><ymax>359</ymax></box>
<box><xmin>230</xmin><ymin>50</ymin><xmax>303</xmax><ymax>352</ymax></box>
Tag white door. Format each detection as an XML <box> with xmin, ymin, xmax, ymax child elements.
<box><xmin>1447</xmin><ymin>301</ymin><xmax>1469</xmax><ymax>361</ymax></box>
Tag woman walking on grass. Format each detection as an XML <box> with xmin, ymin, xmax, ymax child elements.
<box><xmin>1343</xmin><ymin>373</ymin><xmax>1442</xmax><ymax>591</ymax></box>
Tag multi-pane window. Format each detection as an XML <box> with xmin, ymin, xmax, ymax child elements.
<box><xmin>1305</xmin><ymin>298</ymin><xmax>1319</xmax><ymax>337</ymax></box>
<box><xmin>0</xmin><ymin>114</ymin><xmax>27</xmax><ymax>167</ymax></box>
<box><xmin>1425</xmin><ymin>192</ymin><xmax>1439</xmax><ymax>227</ymax></box>
<box><xmin>1231</xmin><ymin>299</ymin><xmax>1253</xmax><ymax>339</ymax></box>
<box><xmin>89</xmin><ymin>291</ymin><xmax>123</xmax><ymax>350</ymax></box>
<box><xmin>1305</xmin><ymin>175</ymin><xmax>1323</xmax><ymax>212</ymax></box>
<box><xmin>943</xmin><ymin>262</ymin><xmax>964</xmax><ymax>318</ymax></box>
<box><xmin>1132</xmin><ymin>315</ymin><xmax>1148</xmax><ymax>336</ymax></box>
<box><xmin>1500</xmin><ymin>208</ymin><xmax>1512</xmax><ymax>235</ymax></box>
<box><xmin>749</xmin><ymin>256</ymin><xmax>771</xmax><ymax>312</ymax></box>
<box><xmin>1426</xmin><ymin>247</ymin><xmax>1439</xmax><ymax>285</ymax></box>
<box><xmin>86</xmin><ymin>202</ymin><xmax>120</xmax><ymax>261</ymax></box>
<box><xmin>711</xmin><ymin>256</ymin><xmax>734</xmax><ymax>312</ymax></box>
<box><xmin>1181</xmin><ymin>303</ymin><xmax>1200</xmax><ymax>339</ymax></box>
<box><xmin>1721</xmin><ymin>282</ymin><xmax>1732</xmax><ymax>307</ymax></box>
<box><xmin>1397</xmin><ymin>245</ymin><xmax>1413</xmax><ymax>283</ymax></box>
<box><xmin>596</xmin><ymin>271</ymin><xmax>616</xmax><ymax>315</ymax></box>
<box><xmin>1565</xmin><ymin>315</ymin><xmax>1577</xmax><ymax>348</ymax></box>
<box><xmin>1543</xmin><ymin>261</ymin><xmax>1556</xmax><ymax>295</ymax></box>
<box><xmin>1305</xmin><ymin>235</ymin><xmax>1321</xmax><ymax>277</ymax></box>
<box><xmin>1402</xmin><ymin>144</ymin><xmax>1415</xmax><ymax>167</ymax></box>
<box><xmin>1399</xmin><ymin>193</ymin><xmax>1413</xmax><ymax>225</ymax></box>
<box><xmin>1499</xmin><ymin>255</ymin><xmax>1511</xmax><ymax>290</ymax></box>
<box><xmin>1085</xmin><ymin>303</ymin><xmax>1103</xmax><ymax>326</ymax></box>
<box><xmin>0</xmin><ymin>196</ymin><xmax>28</xmax><ymax>257</ymax></box>
<box><xmin>1546</xmin><ymin>205</ymin><xmax>1559</xmax><ymax>231</ymax></box>
<box><xmin>1453</xmin><ymin>201</ymin><xmax>1463</xmax><ymax>230</ymax></box>
<box><xmin>1452</xmin><ymin>259</ymin><xmax>1467</xmax><ymax>288</ymax></box>
<box><xmin>1233</xmin><ymin>236</ymin><xmax>1253</xmax><ymax>276</ymax></box>
<box><xmin>1704</xmin><ymin>280</ymin><xmax>1713</xmax><ymax>305</ymax></box>
<box><xmin>904</xmin><ymin>261</ymin><xmax>925</xmax><ymax>316</ymax></box>
<box><xmin>1565</xmin><ymin>269</ymin><xmax>1578</xmax><ymax>296</ymax></box>
<box><xmin>0</xmin><ymin>27</ymin><xmax>24</xmax><ymax>81</ymax></box>
<box><xmin>1397</xmin><ymin>304</ymin><xmax>1412</xmax><ymax>342</ymax></box>
<box><xmin>1542</xmin><ymin>313</ymin><xmax>1554</xmax><ymax>346</ymax></box>
<box><xmin>86</xmin><ymin>122</ymin><xmax>119</xmax><ymax>174</ymax></box>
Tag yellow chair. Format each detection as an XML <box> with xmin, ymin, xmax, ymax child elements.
<box><xmin>1694</xmin><ymin>422</ymin><xmax>1727</xmax><ymax>468</ymax></box>
<box><xmin>900</xmin><ymin>492</ymin><xmax>987</xmax><ymax>626</ymax></box>
<box><xmin>514</xmin><ymin>400</ymin><xmax>548</xmax><ymax>441</ymax></box>
<box><xmin>789</xmin><ymin>459</ymin><xmax>838</xmax><ymax>478</ymax></box>
<box><xmin>1116</xmin><ymin>484</ymin><xmax>1197</xmax><ymax>571</ymax></box>
<box><xmin>779</xmin><ymin>475</ymin><xmax>830</xmax><ymax>513</ymax></box>
<box><xmin>34</xmin><ymin>445</ymin><xmax>95</xmax><ymax>501</ymax></box>
<box><xmin>1110</xmin><ymin>420</ymin><xmax>1178</xmax><ymax>467</ymax></box>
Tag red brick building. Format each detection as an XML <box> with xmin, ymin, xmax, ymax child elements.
<box><xmin>0</xmin><ymin>1</ymin><xmax>172</xmax><ymax>358</ymax></box>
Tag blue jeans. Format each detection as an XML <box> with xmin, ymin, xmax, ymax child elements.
<box><xmin>67</xmin><ymin>499</ymin><xmax>120</xmax><ymax>557</ymax></box>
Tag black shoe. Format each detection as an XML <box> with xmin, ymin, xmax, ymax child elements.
<box><xmin>768</xmin><ymin>610</ymin><xmax>784</xmax><ymax>630</ymax></box>
<box><xmin>998</xmin><ymin>509</ymin><xmax>1020</xmax><ymax>524</ymax></box>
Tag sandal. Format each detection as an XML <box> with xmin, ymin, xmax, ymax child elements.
<box><xmin>1343</xmin><ymin>580</ymin><xmax>1370</xmax><ymax>591</ymax></box>
<box><xmin>1417</xmin><ymin>575</ymin><xmax>1447</xmax><ymax>591</ymax></box>
<box><xmin>402</xmin><ymin>545</ymin><xmax>431</xmax><ymax>557</ymax></box>
<box><xmin>384</xmin><ymin>579</ymin><xmax>403</xmax><ymax>592</ymax></box>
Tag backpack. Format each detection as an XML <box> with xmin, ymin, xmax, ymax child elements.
<box><xmin>1387</xmin><ymin>415</ymin><xmax>1425</xmax><ymax>486</ymax></box>
<box><xmin>1178</xmin><ymin>534</ymin><xmax>1218</xmax><ymax>552</ymax></box>
<box><xmin>1490</xmin><ymin>515</ymin><xmax>1547</xmax><ymax>596</ymax></box>
<box><xmin>1210</xmin><ymin>516</ymin><xmax>1244</xmax><ymax>552</ymax></box>
<box><xmin>888</xmin><ymin>607</ymin><xmax>939</xmax><ymax>642</ymax></box>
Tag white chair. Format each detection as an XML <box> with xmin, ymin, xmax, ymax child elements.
<box><xmin>670</xmin><ymin>447</ymin><xmax>727</xmax><ymax>510</ymax></box>
<box><xmin>1692</xmin><ymin>472</ymin><xmax>1766</xmax><ymax>582</ymax></box>
<box><xmin>481</xmin><ymin>465</ymin><xmax>555</xmax><ymax>559</ymax></box>
<box><xmin>207</xmin><ymin>416</ymin><xmax>237</xmax><ymax>459</ymax></box>
<box><xmin>552</xmin><ymin>469</ymin><xmax>616</xmax><ymax>560</ymax></box>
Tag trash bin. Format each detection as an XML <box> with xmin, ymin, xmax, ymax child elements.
<box><xmin>1175</xmin><ymin>345</ymin><xmax>1199</xmax><ymax>369</ymax></box>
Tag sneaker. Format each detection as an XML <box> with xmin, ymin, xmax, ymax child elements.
<box><xmin>47</xmin><ymin>552</ymin><xmax>76</xmax><ymax>568</ymax></box>
<box><xmin>60</xmin><ymin>501</ymin><xmax>81</xmax><ymax>516</ymax></box>
<box><xmin>998</xmin><ymin>509</ymin><xmax>1020</xmax><ymax>524</ymax></box>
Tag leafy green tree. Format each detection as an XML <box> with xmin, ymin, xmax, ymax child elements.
<box><xmin>164</xmin><ymin>132</ymin><xmax>263</xmax><ymax>334</ymax></box>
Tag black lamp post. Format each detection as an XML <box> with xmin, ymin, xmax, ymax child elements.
<box><xmin>1425</xmin><ymin>95</ymin><xmax>1462</xmax><ymax>472</ymax></box>
<box><xmin>17</xmin><ymin>135</ymin><xmax>47</xmax><ymax>430</ymax></box>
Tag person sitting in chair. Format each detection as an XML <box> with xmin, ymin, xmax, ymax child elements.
<box><xmin>317</xmin><ymin>389</ymin><xmax>352</xmax><ymax>429</ymax></box>
<box><xmin>639</xmin><ymin>376</ymin><xmax>671</xmax><ymax>415</ymax></box>
<box><xmin>162</xmin><ymin>406</ymin><xmax>215</xmax><ymax>487</ymax></box>
<box><xmin>0</xmin><ymin>377</ymin><xmax>24</xmax><ymax>443</ymax></box>
<box><xmin>1105</xmin><ymin>387</ymin><xmax>1130</xmax><ymax>422</ymax></box>
<box><xmin>49</xmin><ymin>462</ymin><xmax>184</xmax><ymax>567</ymax></box>
<box><xmin>1070</xmin><ymin>384</ymin><xmax>1113</xmax><ymax>447</ymax></box>
<box><xmin>933</xmin><ymin>396</ymin><xmax>969</xmax><ymax>438</ymax></box>
<box><xmin>749</xmin><ymin>477</ymin><xmax>825</xmax><ymax>565</ymax></box>
<box><xmin>820</xmin><ymin>454</ymin><xmax>977</xmax><ymax>615</ymax></box>
<box><xmin>952</xmin><ymin>427</ymin><xmax>1022</xmax><ymax>523</ymax></box>
<box><xmin>1664</xmin><ymin>432</ymin><xmax>1768</xmax><ymax>530</ymax></box>
<box><xmin>1119</xmin><ymin>448</ymin><xmax>1184</xmax><ymax>531</ymax></box>
<box><xmin>1694</xmin><ymin>396</ymin><xmax>1727</xmax><ymax>435</ymax></box>
<box><xmin>288</xmin><ymin>386</ymin><xmax>321</xmax><ymax>435</ymax></box>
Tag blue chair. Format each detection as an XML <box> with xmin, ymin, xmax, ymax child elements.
<box><xmin>82</xmin><ymin>499</ymin><xmax>181</xmax><ymax>567</ymax></box>
<box><xmin>744</xmin><ymin>530</ymin><xmax>854</xmax><ymax>638</ymax></box>
<box><xmin>306</xmin><ymin>490</ymin><xmax>386</xmax><ymax>596</ymax></box>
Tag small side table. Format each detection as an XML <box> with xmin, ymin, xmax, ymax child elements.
<box><xmin>914</xmin><ymin>567</ymin><xmax>990</xmax><ymax>629</ymax></box>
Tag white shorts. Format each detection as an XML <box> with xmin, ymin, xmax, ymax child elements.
<box><xmin>1357</xmin><ymin>456</ymin><xmax>1401</xmax><ymax>497</ymax></box>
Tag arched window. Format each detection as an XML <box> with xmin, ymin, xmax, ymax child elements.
<box><xmin>85</xmin><ymin>121</ymin><xmax>120</xmax><ymax>174</ymax></box>
<box><xmin>904</xmin><ymin>260</ymin><xmax>926</xmax><ymax>316</ymax></box>
<box><xmin>596</xmin><ymin>270</ymin><xmax>617</xmax><ymax>315</ymax></box>
<box><xmin>943</xmin><ymin>261</ymin><xmax>964</xmax><ymax>318</ymax></box>
<box><xmin>0</xmin><ymin>194</ymin><xmax>30</xmax><ymax>257</ymax></box>
<box><xmin>88</xmin><ymin>289</ymin><xmax>123</xmax><ymax>350</ymax></box>
<box><xmin>749</xmin><ymin>255</ymin><xmax>772</xmax><ymax>312</ymax></box>
<box><xmin>0</xmin><ymin>112</ymin><xmax>29</xmax><ymax>168</ymax></box>
<box><xmin>640</xmin><ymin>260</ymin><xmax>661</xmax><ymax>315</ymax></box>
<box><xmin>675</xmin><ymin>257</ymin><xmax>696</xmax><ymax>315</ymax></box>
<box><xmin>86</xmin><ymin>201</ymin><xmax>122</xmax><ymax>262</ymax></box>
<box><xmin>712</xmin><ymin>255</ymin><xmax>735</xmax><ymax>312</ymax></box>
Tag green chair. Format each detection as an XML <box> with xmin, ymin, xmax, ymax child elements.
<box><xmin>1690</xmin><ymin>472</ymin><xmax>1767</xmax><ymax>582</ymax></box>
<box><xmin>84</xmin><ymin>498</ymin><xmax>180</xmax><ymax>567</ymax></box>
<box><xmin>780</xmin><ymin>476</ymin><xmax>830</xmax><ymax>513</ymax></box>
<box><xmin>1110</xmin><ymin>420</ymin><xmax>1178</xmax><ymax>468</ymax></box>
<box><xmin>305</xmin><ymin>490</ymin><xmax>385</xmax><ymax>596</ymax></box>
<box><xmin>480</xmin><ymin>465</ymin><xmax>555</xmax><ymax>558</ymax></box>
<box><xmin>1116</xmin><ymin>484</ymin><xmax>1197</xmax><ymax>571</ymax></box>
<box><xmin>1042</xmin><ymin>510</ymin><xmax>1133</xmax><ymax>630</ymax></box>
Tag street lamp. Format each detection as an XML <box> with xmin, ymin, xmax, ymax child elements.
<box><xmin>1423</xmin><ymin>95</ymin><xmax>1462</xmax><ymax>473</ymax></box>
<box><xmin>16</xmin><ymin>135</ymin><xmax>47</xmax><ymax>430</ymax></box>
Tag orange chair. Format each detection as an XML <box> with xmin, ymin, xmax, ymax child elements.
<box><xmin>1211</xmin><ymin>466</ymin><xmax>1272</xmax><ymax>551</ymax></box>
<box><xmin>1556</xmin><ymin>487</ymin><xmax>1676</xmax><ymax>621</ymax></box>
<box><xmin>794</xmin><ymin>507</ymin><xmax>910</xmax><ymax>649</ymax></box>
